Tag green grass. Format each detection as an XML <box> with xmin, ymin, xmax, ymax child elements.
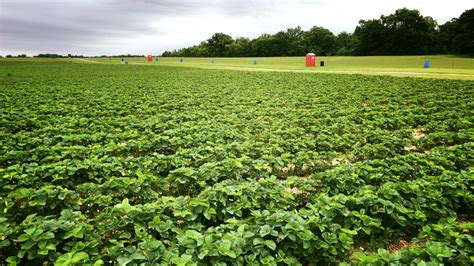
<box><xmin>2</xmin><ymin>55</ymin><xmax>474</xmax><ymax>79</ymax></box>
<box><xmin>80</xmin><ymin>55</ymin><xmax>474</xmax><ymax>80</ymax></box>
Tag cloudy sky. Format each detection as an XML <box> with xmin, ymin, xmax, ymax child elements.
<box><xmin>0</xmin><ymin>0</ymin><xmax>472</xmax><ymax>56</ymax></box>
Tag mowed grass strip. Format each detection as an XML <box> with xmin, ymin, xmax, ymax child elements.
<box><xmin>79</xmin><ymin>55</ymin><xmax>474</xmax><ymax>79</ymax></box>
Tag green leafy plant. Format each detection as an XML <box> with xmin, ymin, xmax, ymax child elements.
<box><xmin>0</xmin><ymin>60</ymin><xmax>472</xmax><ymax>264</ymax></box>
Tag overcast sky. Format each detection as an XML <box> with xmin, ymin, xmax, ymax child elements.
<box><xmin>0</xmin><ymin>0</ymin><xmax>472</xmax><ymax>56</ymax></box>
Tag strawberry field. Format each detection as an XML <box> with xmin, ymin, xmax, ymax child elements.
<box><xmin>1</xmin><ymin>60</ymin><xmax>473</xmax><ymax>265</ymax></box>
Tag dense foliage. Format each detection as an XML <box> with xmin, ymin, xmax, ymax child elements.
<box><xmin>439</xmin><ymin>9</ymin><xmax>474</xmax><ymax>54</ymax></box>
<box><xmin>1</xmin><ymin>60</ymin><xmax>473</xmax><ymax>265</ymax></box>
<box><xmin>163</xmin><ymin>8</ymin><xmax>474</xmax><ymax>57</ymax></box>
<box><xmin>353</xmin><ymin>9</ymin><xmax>438</xmax><ymax>55</ymax></box>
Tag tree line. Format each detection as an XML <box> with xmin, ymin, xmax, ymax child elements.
<box><xmin>162</xmin><ymin>8</ymin><xmax>474</xmax><ymax>57</ymax></box>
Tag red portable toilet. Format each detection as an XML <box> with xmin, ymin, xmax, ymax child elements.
<box><xmin>306</xmin><ymin>53</ymin><xmax>316</xmax><ymax>67</ymax></box>
<box><xmin>147</xmin><ymin>55</ymin><xmax>153</xmax><ymax>62</ymax></box>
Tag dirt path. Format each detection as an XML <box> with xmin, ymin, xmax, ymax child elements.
<box><xmin>212</xmin><ymin>65</ymin><xmax>474</xmax><ymax>77</ymax></box>
<box><xmin>70</xmin><ymin>58</ymin><xmax>107</xmax><ymax>64</ymax></box>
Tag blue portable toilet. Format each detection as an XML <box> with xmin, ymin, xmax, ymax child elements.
<box><xmin>180</xmin><ymin>58</ymin><xmax>183</xmax><ymax>63</ymax></box>
<box><xmin>253</xmin><ymin>59</ymin><xmax>257</xmax><ymax>65</ymax></box>
<box><xmin>424</xmin><ymin>60</ymin><xmax>430</xmax><ymax>68</ymax></box>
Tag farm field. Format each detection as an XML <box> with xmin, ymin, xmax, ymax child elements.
<box><xmin>1</xmin><ymin>59</ymin><xmax>473</xmax><ymax>265</ymax></box>
<box><xmin>85</xmin><ymin>55</ymin><xmax>474</xmax><ymax>80</ymax></box>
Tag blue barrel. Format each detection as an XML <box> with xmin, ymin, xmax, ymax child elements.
<box><xmin>180</xmin><ymin>58</ymin><xmax>183</xmax><ymax>63</ymax></box>
<box><xmin>124</xmin><ymin>60</ymin><xmax>128</xmax><ymax>65</ymax></box>
<box><xmin>211</xmin><ymin>59</ymin><xmax>215</xmax><ymax>64</ymax></box>
<box><xmin>424</xmin><ymin>60</ymin><xmax>430</xmax><ymax>68</ymax></box>
<box><xmin>155</xmin><ymin>57</ymin><xmax>159</xmax><ymax>61</ymax></box>
<box><xmin>253</xmin><ymin>59</ymin><xmax>257</xmax><ymax>65</ymax></box>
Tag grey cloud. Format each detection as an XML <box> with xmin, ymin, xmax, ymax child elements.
<box><xmin>0</xmin><ymin>0</ymin><xmax>269</xmax><ymax>54</ymax></box>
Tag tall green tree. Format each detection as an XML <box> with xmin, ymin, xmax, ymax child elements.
<box><xmin>354</xmin><ymin>8</ymin><xmax>438</xmax><ymax>55</ymax></box>
<box><xmin>353</xmin><ymin>19</ymin><xmax>386</xmax><ymax>55</ymax></box>
<box><xmin>225</xmin><ymin>37</ymin><xmax>252</xmax><ymax>57</ymax></box>
<box><xmin>207</xmin><ymin>33</ymin><xmax>234</xmax><ymax>57</ymax></box>
<box><xmin>440</xmin><ymin>8</ymin><xmax>474</xmax><ymax>54</ymax></box>
<box><xmin>252</xmin><ymin>34</ymin><xmax>281</xmax><ymax>56</ymax></box>
<box><xmin>452</xmin><ymin>9</ymin><xmax>474</xmax><ymax>54</ymax></box>
<box><xmin>283</xmin><ymin>27</ymin><xmax>306</xmax><ymax>56</ymax></box>
<box><xmin>439</xmin><ymin>19</ymin><xmax>459</xmax><ymax>54</ymax></box>
<box><xmin>335</xmin><ymin>32</ymin><xmax>357</xmax><ymax>55</ymax></box>
<box><xmin>303</xmin><ymin>26</ymin><xmax>336</xmax><ymax>55</ymax></box>
<box><xmin>381</xmin><ymin>8</ymin><xmax>438</xmax><ymax>55</ymax></box>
